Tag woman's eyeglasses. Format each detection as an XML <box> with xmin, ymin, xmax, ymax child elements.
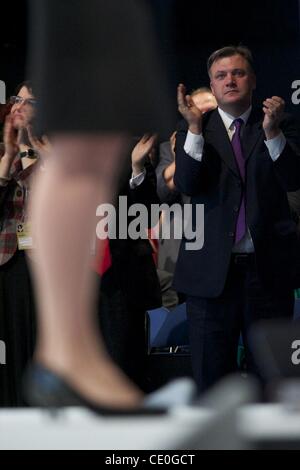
<box><xmin>9</xmin><ymin>96</ymin><xmax>37</xmax><ymax>107</ymax></box>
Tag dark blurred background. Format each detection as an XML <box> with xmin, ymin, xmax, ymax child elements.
<box><xmin>0</xmin><ymin>0</ymin><xmax>299</xmax><ymax>117</ymax></box>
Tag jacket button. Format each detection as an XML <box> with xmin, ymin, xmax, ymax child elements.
<box><xmin>229</xmin><ymin>232</ymin><xmax>234</xmax><ymax>237</ymax></box>
<box><xmin>16</xmin><ymin>190</ymin><xmax>22</xmax><ymax>197</ymax></box>
<box><xmin>233</xmin><ymin>205</ymin><xmax>239</xmax><ymax>212</ymax></box>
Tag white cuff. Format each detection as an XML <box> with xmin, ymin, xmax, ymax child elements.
<box><xmin>264</xmin><ymin>131</ymin><xmax>286</xmax><ymax>162</ymax></box>
<box><xmin>184</xmin><ymin>131</ymin><xmax>204</xmax><ymax>161</ymax></box>
<box><xmin>129</xmin><ymin>168</ymin><xmax>146</xmax><ymax>189</ymax></box>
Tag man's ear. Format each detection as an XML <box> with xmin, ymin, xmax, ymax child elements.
<box><xmin>210</xmin><ymin>82</ymin><xmax>216</xmax><ymax>96</ymax></box>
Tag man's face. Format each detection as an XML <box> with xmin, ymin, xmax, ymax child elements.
<box><xmin>210</xmin><ymin>54</ymin><xmax>256</xmax><ymax>113</ymax></box>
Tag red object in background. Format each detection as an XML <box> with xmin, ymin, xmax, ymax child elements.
<box><xmin>91</xmin><ymin>238</ymin><xmax>112</xmax><ymax>276</ymax></box>
<box><xmin>92</xmin><ymin>223</ymin><xmax>159</xmax><ymax>275</ymax></box>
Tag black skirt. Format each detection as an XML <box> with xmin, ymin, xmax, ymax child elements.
<box><xmin>28</xmin><ymin>0</ymin><xmax>174</xmax><ymax>137</ymax></box>
<box><xmin>0</xmin><ymin>251</ymin><xmax>36</xmax><ymax>407</ymax></box>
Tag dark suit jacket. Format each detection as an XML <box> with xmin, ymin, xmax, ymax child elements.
<box><xmin>173</xmin><ymin>108</ymin><xmax>300</xmax><ymax>298</ymax></box>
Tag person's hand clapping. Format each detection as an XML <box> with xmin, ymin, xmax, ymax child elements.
<box><xmin>177</xmin><ymin>83</ymin><xmax>203</xmax><ymax>134</ymax></box>
<box><xmin>131</xmin><ymin>133</ymin><xmax>157</xmax><ymax>176</ymax></box>
<box><xmin>262</xmin><ymin>96</ymin><xmax>285</xmax><ymax>140</ymax></box>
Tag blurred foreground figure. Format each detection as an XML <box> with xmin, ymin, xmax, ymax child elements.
<box><xmin>26</xmin><ymin>0</ymin><xmax>173</xmax><ymax>411</ymax></box>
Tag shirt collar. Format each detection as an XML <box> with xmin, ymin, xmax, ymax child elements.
<box><xmin>217</xmin><ymin>106</ymin><xmax>252</xmax><ymax>132</ymax></box>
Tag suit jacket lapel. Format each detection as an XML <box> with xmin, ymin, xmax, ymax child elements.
<box><xmin>204</xmin><ymin>110</ymin><xmax>240</xmax><ymax>178</ymax></box>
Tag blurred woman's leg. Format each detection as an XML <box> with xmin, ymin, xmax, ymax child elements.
<box><xmin>28</xmin><ymin>134</ymin><xmax>143</xmax><ymax>407</ymax></box>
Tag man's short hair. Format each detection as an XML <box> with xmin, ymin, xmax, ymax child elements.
<box><xmin>207</xmin><ymin>46</ymin><xmax>255</xmax><ymax>77</ymax></box>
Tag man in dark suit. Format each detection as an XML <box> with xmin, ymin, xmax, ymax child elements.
<box><xmin>173</xmin><ymin>45</ymin><xmax>300</xmax><ymax>392</ymax></box>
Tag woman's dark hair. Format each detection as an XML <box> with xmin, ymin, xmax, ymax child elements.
<box><xmin>15</xmin><ymin>80</ymin><xmax>34</xmax><ymax>95</ymax></box>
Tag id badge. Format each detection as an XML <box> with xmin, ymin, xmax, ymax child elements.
<box><xmin>16</xmin><ymin>222</ymin><xmax>34</xmax><ymax>250</ymax></box>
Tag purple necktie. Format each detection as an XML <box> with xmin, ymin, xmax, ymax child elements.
<box><xmin>231</xmin><ymin>118</ymin><xmax>246</xmax><ymax>243</ymax></box>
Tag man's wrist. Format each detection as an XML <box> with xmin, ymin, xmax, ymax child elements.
<box><xmin>264</xmin><ymin>127</ymin><xmax>281</xmax><ymax>140</ymax></box>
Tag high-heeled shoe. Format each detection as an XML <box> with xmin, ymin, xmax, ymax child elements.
<box><xmin>23</xmin><ymin>364</ymin><xmax>167</xmax><ymax>416</ymax></box>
